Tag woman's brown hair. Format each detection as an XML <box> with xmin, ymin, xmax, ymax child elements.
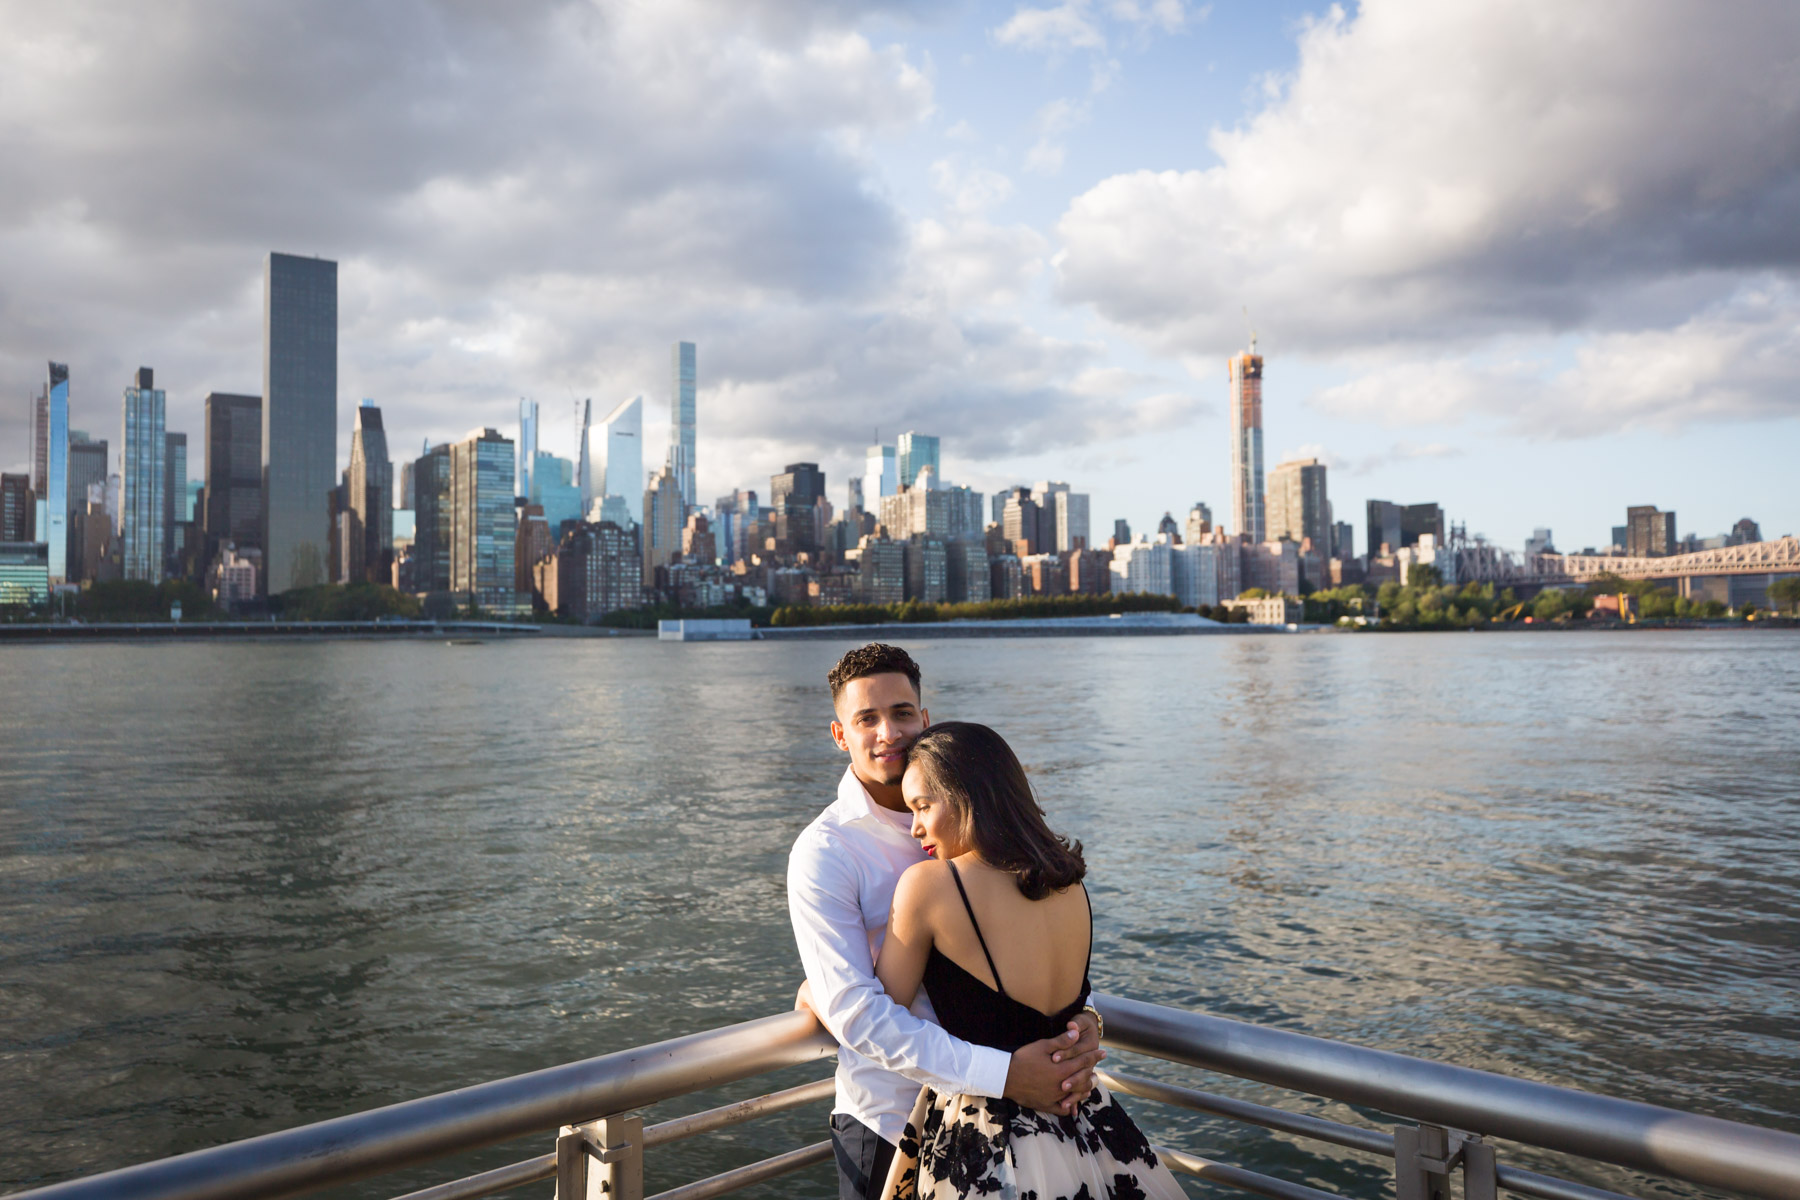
<box><xmin>907</xmin><ymin>721</ymin><xmax>1085</xmax><ymax>900</ymax></box>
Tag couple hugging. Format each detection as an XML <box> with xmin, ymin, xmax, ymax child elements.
<box><xmin>789</xmin><ymin>644</ymin><xmax>1184</xmax><ymax>1200</ymax></box>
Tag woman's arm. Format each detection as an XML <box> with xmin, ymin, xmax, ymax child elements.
<box><xmin>874</xmin><ymin>861</ymin><xmax>938</xmax><ymax>1008</ymax></box>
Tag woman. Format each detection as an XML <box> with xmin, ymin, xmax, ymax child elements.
<box><xmin>871</xmin><ymin>721</ymin><xmax>1186</xmax><ymax>1200</ymax></box>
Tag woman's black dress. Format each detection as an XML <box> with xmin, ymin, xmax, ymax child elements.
<box><xmin>879</xmin><ymin>862</ymin><xmax>1186</xmax><ymax>1200</ymax></box>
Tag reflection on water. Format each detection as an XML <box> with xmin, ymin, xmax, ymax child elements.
<box><xmin>2</xmin><ymin>631</ymin><xmax>1797</xmax><ymax>1198</ymax></box>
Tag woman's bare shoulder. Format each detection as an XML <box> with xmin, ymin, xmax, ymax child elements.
<box><xmin>892</xmin><ymin>859</ymin><xmax>952</xmax><ymax>927</ymax></box>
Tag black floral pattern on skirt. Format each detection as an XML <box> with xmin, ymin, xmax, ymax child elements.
<box><xmin>880</xmin><ymin>1081</ymin><xmax>1187</xmax><ymax>1200</ymax></box>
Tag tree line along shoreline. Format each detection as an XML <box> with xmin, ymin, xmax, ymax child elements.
<box><xmin>4</xmin><ymin>570</ymin><xmax>1795</xmax><ymax>629</ymax></box>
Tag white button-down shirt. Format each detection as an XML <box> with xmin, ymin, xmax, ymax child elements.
<box><xmin>788</xmin><ymin>766</ymin><xmax>1012</xmax><ymax>1143</ymax></box>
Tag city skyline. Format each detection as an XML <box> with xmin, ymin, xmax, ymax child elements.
<box><xmin>1</xmin><ymin>4</ymin><xmax>1797</xmax><ymax>552</ymax></box>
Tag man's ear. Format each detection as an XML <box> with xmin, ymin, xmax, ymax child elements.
<box><xmin>919</xmin><ymin>708</ymin><xmax>929</xmax><ymax>729</ymax></box>
<box><xmin>830</xmin><ymin>719</ymin><xmax>849</xmax><ymax>751</ymax></box>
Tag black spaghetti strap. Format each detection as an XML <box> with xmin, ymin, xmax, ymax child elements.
<box><xmin>945</xmin><ymin>861</ymin><xmax>1006</xmax><ymax>996</ymax></box>
<box><xmin>1081</xmin><ymin>883</ymin><xmax>1094</xmax><ymax>978</ymax></box>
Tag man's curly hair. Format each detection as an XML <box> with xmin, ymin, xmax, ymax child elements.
<box><xmin>827</xmin><ymin>643</ymin><xmax>922</xmax><ymax>702</ymax></box>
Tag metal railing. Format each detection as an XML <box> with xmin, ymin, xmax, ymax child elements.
<box><xmin>8</xmin><ymin>994</ymin><xmax>1799</xmax><ymax>1200</ymax></box>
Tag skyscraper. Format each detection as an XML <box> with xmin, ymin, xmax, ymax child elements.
<box><xmin>262</xmin><ymin>252</ymin><xmax>337</xmax><ymax>594</ymax></box>
<box><xmin>1626</xmin><ymin>505</ymin><xmax>1677</xmax><ymax>557</ymax></box>
<box><xmin>1366</xmin><ymin>499</ymin><xmax>1442</xmax><ymax>556</ymax></box>
<box><xmin>896</xmin><ymin>431</ymin><xmax>940</xmax><ymax>490</ymax></box>
<box><xmin>412</xmin><ymin>443</ymin><xmax>452</xmax><ymax>593</ymax></box>
<box><xmin>864</xmin><ymin>443</ymin><xmax>897</xmax><ymax>506</ymax></box>
<box><xmin>120</xmin><ymin>367</ymin><xmax>166</xmax><ymax>582</ymax></box>
<box><xmin>576</xmin><ymin>398</ymin><xmax>594</xmax><ymax>508</ymax></box>
<box><xmin>641</xmin><ymin>465</ymin><xmax>684</xmax><ymax>584</ymax></box>
<box><xmin>347</xmin><ymin>403</ymin><xmax>393</xmax><ymax>584</ymax></box>
<box><xmin>41</xmin><ymin>364</ymin><xmax>69</xmax><ymax>580</ymax></box>
<box><xmin>1053</xmin><ymin>492</ymin><xmax>1090</xmax><ymax>552</ymax></box>
<box><xmin>163</xmin><ymin>431</ymin><xmax>187</xmax><ymax>577</ymax></box>
<box><xmin>769</xmin><ymin>462</ymin><xmax>826</xmax><ymax>553</ymax></box>
<box><xmin>29</xmin><ymin>385</ymin><xmax>48</xmax><ymax>503</ymax></box>
<box><xmin>517</xmin><ymin>398</ymin><xmax>538</xmax><ymax>501</ymax></box>
<box><xmin>204</xmin><ymin>393</ymin><xmax>263</xmax><ymax>562</ymax></box>
<box><xmin>670</xmin><ymin>341</ymin><xmax>696</xmax><ymax>509</ymax></box>
<box><xmin>1228</xmin><ymin>339</ymin><xmax>1265</xmax><ymax>542</ymax></box>
<box><xmin>594</xmin><ymin>396</ymin><xmax>645</xmax><ymax>526</ymax></box>
<box><xmin>67</xmin><ymin>434</ymin><xmax>108</xmax><ymax>537</ymax></box>
<box><xmin>449</xmin><ymin>428</ymin><xmax>516</xmax><ymax>610</ymax></box>
<box><xmin>1267</xmin><ymin>457</ymin><xmax>1329</xmax><ymax>549</ymax></box>
<box><xmin>531</xmin><ymin>452</ymin><xmax>584</xmax><ymax>537</ymax></box>
<box><xmin>1</xmin><ymin>474</ymin><xmax>30</xmax><ymax>542</ymax></box>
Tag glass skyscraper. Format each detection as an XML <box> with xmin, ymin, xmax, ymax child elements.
<box><xmin>531</xmin><ymin>452</ymin><xmax>583</xmax><ymax>537</ymax></box>
<box><xmin>262</xmin><ymin>252</ymin><xmax>337</xmax><ymax>594</ymax></box>
<box><xmin>670</xmin><ymin>341</ymin><xmax>696</xmax><ymax>509</ymax></box>
<box><xmin>347</xmin><ymin>403</ymin><xmax>393</xmax><ymax>584</ymax></box>
<box><xmin>42</xmin><ymin>363</ymin><xmax>69</xmax><ymax>580</ymax></box>
<box><xmin>163</xmin><ymin>431</ymin><xmax>187</xmax><ymax>578</ymax></box>
<box><xmin>596</xmin><ymin>396</ymin><xmax>643</xmax><ymax>525</ymax></box>
<box><xmin>450</xmin><ymin>428</ymin><xmax>517</xmax><ymax>611</ymax></box>
<box><xmin>120</xmin><ymin>367</ymin><xmax>166</xmax><ymax>582</ymax></box>
<box><xmin>517</xmin><ymin>398</ymin><xmax>538</xmax><ymax>501</ymax></box>
<box><xmin>412</xmin><ymin>443</ymin><xmax>452</xmax><ymax>593</ymax></box>
<box><xmin>864</xmin><ymin>443</ymin><xmax>896</xmax><ymax>506</ymax></box>
<box><xmin>204</xmin><ymin>392</ymin><xmax>263</xmax><ymax>562</ymax></box>
<box><xmin>896</xmin><ymin>431</ymin><xmax>939</xmax><ymax>491</ymax></box>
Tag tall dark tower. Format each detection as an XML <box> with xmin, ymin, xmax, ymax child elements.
<box><xmin>261</xmin><ymin>252</ymin><xmax>337</xmax><ymax>594</ymax></box>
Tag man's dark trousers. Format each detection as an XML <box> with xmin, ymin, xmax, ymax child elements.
<box><xmin>830</xmin><ymin>1113</ymin><xmax>896</xmax><ymax>1200</ymax></box>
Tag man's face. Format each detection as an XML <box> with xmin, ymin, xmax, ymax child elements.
<box><xmin>830</xmin><ymin>672</ymin><xmax>928</xmax><ymax>789</ymax></box>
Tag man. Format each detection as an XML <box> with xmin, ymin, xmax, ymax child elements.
<box><xmin>789</xmin><ymin>643</ymin><xmax>1104</xmax><ymax>1200</ymax></box>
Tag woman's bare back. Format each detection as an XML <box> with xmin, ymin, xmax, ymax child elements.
<box><xmin>930</xmin><ymin>855</ymin><xmax>1090</xmax><ymax>1016</ymax></box>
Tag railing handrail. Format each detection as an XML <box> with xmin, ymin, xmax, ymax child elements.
<box><xmin>1094</xmin><ymin>992</ymin><xmax>1800</xmax><ymax>1200</ymax></box>
<box><xmin>11</xmin><ymin>996</ymin><xmax>1800</xmax><ymax>1200</ymax></box>
<box><xmin>6</xmin><ymin>1011</ymin><xmax>834</xmax><ymax>1200</ymax></box>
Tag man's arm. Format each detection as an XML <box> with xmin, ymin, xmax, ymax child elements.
<box><xmin>789</xmin><ymin>836</ymin><xmax>1010</xmax><ymax>1096</ymax></box>
<box><xmin>788</xmin><ymin>836</ymin><xmax>1102</xmax><ymax>1109</ymax></box>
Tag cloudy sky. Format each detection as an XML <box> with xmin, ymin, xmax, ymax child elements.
<box><xmin>3</xmin><ymin>0</ymin><xmax>1797</xmax><ymax>551</ymax></box>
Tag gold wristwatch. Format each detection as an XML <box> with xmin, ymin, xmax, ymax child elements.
<box><xmin>1081</xmin><ymin>1004</ymin><xmax>1105</xmax><ymax>1039</ymax></box>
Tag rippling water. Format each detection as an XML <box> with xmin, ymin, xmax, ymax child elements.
<box><xmin>2</xmin><ymin>631</ymin><xmax>1797</xmax><ymax>1199</ymax></box>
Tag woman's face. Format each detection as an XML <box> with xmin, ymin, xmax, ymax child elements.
<box><xmin>902</xmin><ymin>761</ymin><xmax>969</xmax><ymax>860</ymax></box>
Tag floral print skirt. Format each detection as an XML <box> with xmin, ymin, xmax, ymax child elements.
<box><xmin>878</xmin><ymin>1080</ymin><xmax>1188</xmax><ymax>1200</ymax></box>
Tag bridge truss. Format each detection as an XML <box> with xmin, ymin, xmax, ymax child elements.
<box><xmin>1452</xmin><ymin>535</ymin><xmax>1800</xmax><ymax>588</ymax></box>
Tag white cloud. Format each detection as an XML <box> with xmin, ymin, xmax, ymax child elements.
<box><xmin>0</xmin><ymin>0</ymin><xmax>1118</xmax><ymax>495</ymax></box>
<box><xmin>1025</xmin><ymin>97</ymin><xmax>1089</xmax><ymax>175</ymax></box>
<box><xmin>930</xmin><ymin>159</ymin><xmax>1015</xmax><ymax>214</ymax></box>
<box><xmin>910</xmin><ymin>217</ymin><xmax>1047</xmax><ymax>309</ymax></box>
<box><xmin>1056</xmin><ymin>0</ymin><xmax>1800</xmax><ymax>370</ymax></box>
<box><xmin>994</xmin><ymin>3</ymin><xmax>1107</xmax><ymax>56</ymax></box>
<box><xmin>1290</xmin><ymin>439</ymin><xmax>1464</xmax><ymax>478</ymax></box>
<box><xmin>1106</xmin><ymin>0</ymin><xmax>1193</xmax><ymax>35</ymax></box>
<box><xmin>1311</xmin><ymin>279</ymin><xmax>1800</xmax><ymax>438</ymax></box>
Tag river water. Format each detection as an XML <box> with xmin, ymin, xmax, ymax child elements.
<box><xmin>2</xmin><ymin>630</ymin><xmax>1797</xmax><ymax>1199</ymax></box>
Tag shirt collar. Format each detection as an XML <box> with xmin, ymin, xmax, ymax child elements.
<box><xmin>832</xmin><ymin>765</ymin><xmax>913</xmax><ymax>835</ymax></box>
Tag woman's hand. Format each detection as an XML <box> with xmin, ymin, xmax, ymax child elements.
<box><xmin>794</xmin><ymin>979</ymin><xmax>818</xmax><ymax>1017</ymax></box>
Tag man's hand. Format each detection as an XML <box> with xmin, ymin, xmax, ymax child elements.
<box><xmin>1002</xmin><ymin>1013</ymin><xmax>1104</xmax><ymax>1115</ymax></box>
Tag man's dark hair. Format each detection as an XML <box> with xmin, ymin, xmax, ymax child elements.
<box><xmin>828</xmin><ymin>643</ymin><xmax>922</xmax><ymax>702</ymax></box>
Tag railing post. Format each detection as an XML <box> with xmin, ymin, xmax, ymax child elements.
<box><xmin>1396</xmin><ymin>1124</ymin><xmax>1496</xmax><ymax>1200</ymax></box>
<box><xmin>555</xmin><ymin>1124</ymin><xmax>589</xmax><ymax>1200</ymax></box>
<box><xmin>554</xmin><ymin>1115</ymin><xmax>643</xmax><ymax>1200</ymax></box>
<box><xmin>1393</xmin><ymin>1123</ymin><xmax>1454</xmax><ymax>1200</ymax></box>
<box><xmin>1458</xmin><ymin>1134</ymin><xmax>1497</xmax><ymax>1200</ymax></box>
<box><xmin>594</xmin><ymin>1115</ymin><xmax>644</xmax><ymax>1200</ymax></box>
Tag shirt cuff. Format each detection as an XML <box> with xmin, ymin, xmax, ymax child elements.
<box><xmin>964</xmin><ymin>1044</ymin><xmax>1013</xmax><ymax>1099</ymax></box>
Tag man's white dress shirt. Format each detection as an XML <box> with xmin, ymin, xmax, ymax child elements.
<box><xmin>788</xmin><ymin>766</ymin><xmax>1012</xmax><ymax>1143</ymax></box>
